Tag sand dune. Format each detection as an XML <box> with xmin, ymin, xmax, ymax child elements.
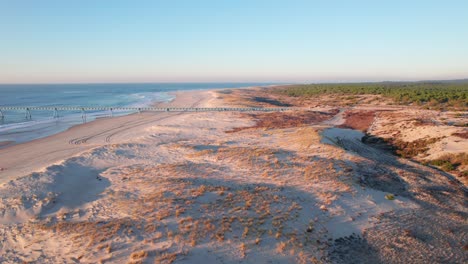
<box><xmin>0</xmin><ymin>89</ymin><xmax>466</xmax><ymax>263</ymax></box>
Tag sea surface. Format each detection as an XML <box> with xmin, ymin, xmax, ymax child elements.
<box><xmin>0</xmin><ymin>83</ymin><xmax>270</xmax><ymax>146</ymax></box>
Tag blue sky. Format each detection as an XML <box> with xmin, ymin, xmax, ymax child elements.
<box><xmin>1</xmin><ymin>0</ymin><xmax>467</xmax><ymax>83</ymax></box>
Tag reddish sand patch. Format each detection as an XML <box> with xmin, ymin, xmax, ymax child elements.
<box><xmin>338</xmin><ymin>111</ymin><xmax>376</xmax><ymax>132</ymax></box>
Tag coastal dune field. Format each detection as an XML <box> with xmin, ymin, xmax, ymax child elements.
<box><xmin>0</xmin><ymin>88</ymin><xmax>467</xmax><ymax>263</ymax></box>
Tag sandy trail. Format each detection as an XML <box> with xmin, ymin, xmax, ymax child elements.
<box><xmin>323</xmin><ymin>108</ymin><xmax>348</xmax><ymax>126</ymax></box>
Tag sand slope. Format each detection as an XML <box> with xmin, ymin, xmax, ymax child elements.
<box><xmin>0</xmin><ymin>89</ymin><xmax>466</xmax><ymax>263</ymax></box>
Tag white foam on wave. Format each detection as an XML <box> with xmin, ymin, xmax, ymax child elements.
<box><xmin>0</xmin><ymin>91</ymin><xmax>177</xmax><ymax>145</ymax></box>
<box><xmin>126</xmin><ymin>92</ymin><xmax>175</xmax><ymax>108</ymax></box>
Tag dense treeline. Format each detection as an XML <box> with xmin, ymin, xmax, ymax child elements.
<box><xmin>275</xmin><ymin>81</ymin><xmax>468</xmax><ymax>107</ymax></box>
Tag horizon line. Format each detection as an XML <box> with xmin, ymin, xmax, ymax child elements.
<box><xmin>0</xmin><ymin>77</ymin><xmax>467</xmax><ymax>86</ymax></box>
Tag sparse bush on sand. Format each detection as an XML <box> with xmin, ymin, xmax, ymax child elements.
<box><xmin>429</xmin><ymin>153</ymin><xmax>468</xmax><ymax>173</ymax></box>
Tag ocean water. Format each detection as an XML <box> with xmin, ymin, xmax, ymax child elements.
<box><xmin>0</xmin><ymin>83</ymin><xmax>269</xmax><ymax>145</ymax></box>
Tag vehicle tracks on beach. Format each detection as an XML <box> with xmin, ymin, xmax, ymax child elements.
<box><xmin>68</xmin><ymin>117</ymin><xmax>152</xmax><ymax>145</ymax></box>
<box><xmin>103</xmin><ymin>112</ymin><xmax>184</xmax><ymax>143</ymax></box>
<box><xmin>102</xmin><ymin>97</ymin><xmax>205</xmax><ymax>143</ymax></box>
<box><xmin>68</xmin><ymin>113</ymin><xmax>176</xmax><ymax>145</ymax></box>
<box><xmin>68</xmin><ymin>97</ymin><xmax>205</xmax><ymax>145</ymax></box>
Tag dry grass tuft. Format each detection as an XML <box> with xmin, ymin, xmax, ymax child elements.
<box><xmin>155</xmin><ymin>252</ymin><xmax>178</xmax><ymax>264</ymax></box>
<box><xmin>239</xmin><ymin>243</ymin><xmax>247</xmax><ymax>258</ymax></box>
<box><xmin>129</xmin><ymin>250</ymin><xmax>148</xmax><ymax>261</ymax></box>
<box><xmin>276</xmin><ymin>241</ymin><xmax>287</xmax><ymax>253</ymax></box>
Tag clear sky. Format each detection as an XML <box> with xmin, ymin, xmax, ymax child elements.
<box><xmin>1</xmin><ymin>0</ymin><xmax>467</xmax><ymax>83</ymax></box>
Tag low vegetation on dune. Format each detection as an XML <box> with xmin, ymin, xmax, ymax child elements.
<box><xmin>227</xmin><ymin>110</ymin><xmax>338</xmax><ymax>132</ymax></box>
<box><xmin>337</xmin><ymin>111</ymin><xmax>376</xmax><ymax>132</ymax></box>
<box><xmin>363</xmin><ymin>135</ymin><xmax>468</xmax><ymax>177</ymax></box>
<box><xmin>362</xmin><ymin>135</ymin><xmax>444</xmax><ymax>159</ymax></box>
<box><xmin>452</xmin><ymin>131</ymin><xmax>468</xmax><ymax>138</ymax></box>
<box><xmin>269</xmin><ymin>82</ymin><xmax>467</xmax><ymax>184</ymax></box>
<box><xmin>274</xmin><ymin>81</ymin><xmax>468</xmax><ymax>109</ymax></box>
<box><xmin>428</xmin><ymin>152</ymin><xmax>468</xmax><ymax>175</ymax></box>
<box><xmin>391</xmin><ymin>137</ymin><xmax>444</xmax><ymax>158</ymax></box>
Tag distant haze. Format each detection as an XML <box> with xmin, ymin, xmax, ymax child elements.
<box><xmin>1</xmin><ymin>0</ymin><xmax>467</xmax><ymax>84</ymax></box>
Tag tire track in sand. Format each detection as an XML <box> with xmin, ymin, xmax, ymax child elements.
<box><xmin>103</xmin><ymin>96</ymin><xmax>205</xmax><ymax>143</ymax></box>
<box><xmin>69</xmin><ymin>96</ymin><xmax>205</xmax><ymax>145</ymax></box>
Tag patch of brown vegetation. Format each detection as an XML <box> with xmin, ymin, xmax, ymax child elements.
<box><xmin>428</xmin><ymin>153</ymin><xmax>468</xmax><ymax>183</ymax></box>
<box><xmin>442</xmin><ymin>152</ymin><xmax>468</xmax><ymax>167</ymax></box>
<box><xmin>217</xmin><ymin>88</ymin><xmax>296</xmax><ymax>108</ymax></box>
<box><xmin>364</xmin><ymin>135</ymin><xmax>446</xmax><ymax>159</ymax></box>
<box><xmin>252</xmin><ymin>96</ymin><xmax>292</xmax><ymax>107</ymax></box>
<box><xmin>338</xmin><ymin>111</ymin><xmax>376</xmax><ymax>132</ymax></box>
<box><xmin>413</xmin><ymin>118</ymin><xmax>436</xmax><ymax>126</ymax></box>
<box><xmin>228</xmin><ymin>110</ymin><xmax>338</xmax><ymax>132</ymax></box>
<box><xmin>391</xmin><ymin>137</ymin><xmax>444</xmax><ymax>158</ymax></box>
<box><xmin>452</xmin><ymin>131</ymin><xmax>468</xmax><ymax>139</ymax></box>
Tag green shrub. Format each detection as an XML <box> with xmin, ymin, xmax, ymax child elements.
<box><xmin>441</xmin><ymin>162</ymin><xmax>455</xmax><ymax>171</ymax></box>
<box><xmin>429</xmin><ymin>153</ymin><xmax>468</xmax><ymax>172</ymax></box>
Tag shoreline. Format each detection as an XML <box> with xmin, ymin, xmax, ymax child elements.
<box><xmin>0</xmin><ymin>88</ymin><xmax>220</xmax><ymax>185</ymax></box>
<box><xmin>0</xmin><ymin>86</ymin><xmax>260</xmax><ymax>150</ymax></box>
<box><xmin>0</xmin><ymin>141</ymin><xmax>14</xmax><ymax>148</ymax></box>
